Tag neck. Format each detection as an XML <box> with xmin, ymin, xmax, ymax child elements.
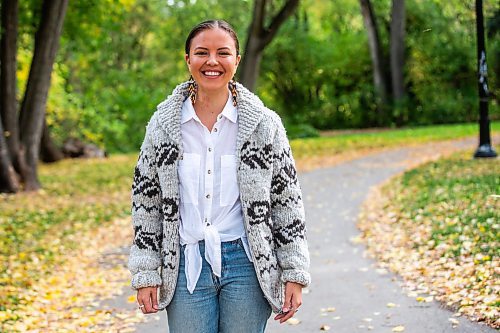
<box><xmin>195</xmin><ymin>86</ymin><xmax>229</xmax><ymax>115</ymax></box>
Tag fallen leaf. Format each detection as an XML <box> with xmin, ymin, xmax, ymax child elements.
<box><xmin>392</xmin><ymin>326</ymin><xmax>405</xmax><ymax>332</ymax></box>
<box><xmin>320</xmin><ymin>325</ymin><xmax>331</xmax><ymax>331</ymax></box>
<box><xmin>287</xmin><ymin>318</ymin><xmax>301</xmax><ymax>325</ymax></box>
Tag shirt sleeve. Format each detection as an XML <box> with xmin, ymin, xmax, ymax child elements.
<box><xmin>270</xmin><ymin>118</ymin><xmax>311</xmax><ymax>287</ymax></box>
<box><xmin>127</xmin><ymin>126</ymin><xmax>163</xmax><ymax>290</ymax></box>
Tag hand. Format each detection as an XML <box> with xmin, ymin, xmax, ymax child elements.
<box><xmin>137</xmin><ymin>286</ymin><xmax>159</xmax><ymax>314</ymax></box>
<box><xmin>274</xmin><ymin>282</ymin><xmax>303</xmax><ymax>324</ymax></box>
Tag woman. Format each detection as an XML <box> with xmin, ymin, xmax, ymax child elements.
<box><xmin>128</xmin><ymin>19</ymin><xmax>310</xmax><ymax>333</ymax></box>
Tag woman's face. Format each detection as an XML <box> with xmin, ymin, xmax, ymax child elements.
<box><xmin>185</xmin><ymin>28</ymin><xmax>241</xmax><ymax>94</ymax></box>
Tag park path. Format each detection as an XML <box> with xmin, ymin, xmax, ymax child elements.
<box><xmin>114</xmin><ymin>137</ymin><xmax>496</xmax><ymax>333</ymax></box>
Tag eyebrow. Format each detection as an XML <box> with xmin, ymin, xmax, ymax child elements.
<box><xmin>194</xmin><ymin>47</ymin><xmax>232</xmax><ymax>51</ymax></box>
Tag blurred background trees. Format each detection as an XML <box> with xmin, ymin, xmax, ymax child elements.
<box><xmin>1</xmin><ymin>0</ymin><xmax>499</xmax><ymax>191</ymax></box>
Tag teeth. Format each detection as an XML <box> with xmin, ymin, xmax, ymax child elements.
<box><xmin>204</xmin><ymin>71</ymin><xmax>221</xmax><ymax>76</ymax></box>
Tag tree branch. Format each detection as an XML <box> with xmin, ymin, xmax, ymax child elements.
<box><xmin>261</xmin><ymin>0</ymin><xmax>299</xmax><ymax>48</ymax></box>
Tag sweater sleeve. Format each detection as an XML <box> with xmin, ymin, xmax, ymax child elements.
<box><xmin>270</xmin><ymin>119</ymin><xmax>311</xmax><ymax>287</ymax></box>
<box><xmin>127</xmin><ymin>126</ymin><xmax>163</xmax><ymax>290</ymax></box>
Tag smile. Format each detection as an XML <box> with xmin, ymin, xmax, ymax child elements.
<box><xmin>202</xmin><ymin>71</ymin><xmax>223</xmax><ymax>77</ymax></box>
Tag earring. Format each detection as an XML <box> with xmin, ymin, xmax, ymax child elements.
<box><xmin>188</xmin><ymin>76</ymin><xmax>197</xmax><ymax>105</ymax></box>
<box><xmin>229</xmin><ymin>79</ymin><xmax>238</xmax><ymax>107</ymax></box>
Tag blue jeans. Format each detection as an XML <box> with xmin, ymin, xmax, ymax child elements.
<box><xmin>166</xmin><ymin>239</ymin><xmax>272</xmax><ymax>333</ymax></box>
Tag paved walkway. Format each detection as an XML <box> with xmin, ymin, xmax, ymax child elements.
<box><xmin>116</xmin><ymin>138</ymin><xmax>496</xmax><ymax>332</ymax></box>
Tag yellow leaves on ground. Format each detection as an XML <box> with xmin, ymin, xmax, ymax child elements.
<box><xmin>358</xmin><ymin>152</ymin><xmax>499</xmax><ymax>329</ymax></box>
<box><xmin>0</xmin><ymin>217</ymin><xmax>146</xmax><ymax>332</ymax></box>
<box><xmin>392</xmin><ymin>325</ymin><xmax>405</xmax><ymax>332</ymax></box>
<box><xmin>0</xmin><ymin>154</ymin><xmax>137</xmax><ymax>331</ymax></box>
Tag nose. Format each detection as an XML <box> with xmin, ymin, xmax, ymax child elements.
<box><xmin>206</xmin><ymin>54</ymin><xmax>218</xmax><ymax>65</ymax></box>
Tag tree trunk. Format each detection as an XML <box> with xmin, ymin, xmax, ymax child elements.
<box><xmin>0</xmin><ymin>115</ymin><xmax>20</xmax><ymax>193</ymax></box>
<box><xmin>360</xmin><ymin>0</ymin><xmax>389</xmax><ymax>122</ymax></box>
<box><xmin>40</xmin><ymin>118</ymin><xmax>64</xmax><ymax>163</ymax></box>
<box><xmin>18</xmin><ymin>0</ymin><xmax>68</xmax><ymax>191</ymax></box>
<box><xmin>239</xmin><ymin>0</ymin><xmax>299</xmax><ymax>91</ymax></box>
<box><xmin>390</xmin><ymin>0</ymin><xmax>406</xmax><ymax>102</ymax></box>
<box><xmin>1</xmin><ymin>0</ymin><xmax>22</xmax><ymax>171</ymax></box>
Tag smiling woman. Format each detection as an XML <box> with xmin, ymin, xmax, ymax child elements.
<box><xmin>127</xmin><ymin>19</ymin><xmax>310</xmax><ymax>333</ymax></box>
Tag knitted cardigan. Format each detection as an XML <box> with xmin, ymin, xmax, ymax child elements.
<box><xmin>128</xmin><ymin>81</ymin><xmax>310</xmax><ymax>313</ymax></box>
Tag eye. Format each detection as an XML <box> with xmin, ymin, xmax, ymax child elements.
<box><xmin>218</xmin><ymin>51</ymin><xmax>232</xmax><ymax>56</ymax></box>
<box><xmin>194</xmin><ymin>51</ymin><xmax>208</xmax><ymax>56</ymax></box>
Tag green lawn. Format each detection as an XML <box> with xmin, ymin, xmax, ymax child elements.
<box><xmin>291</xmin><ymin>122</ymin><xmax>499</xmax><ymax>159</ymax></box>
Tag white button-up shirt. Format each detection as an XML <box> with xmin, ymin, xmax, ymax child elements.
<box><xmin>178</xmin><ymin>91</ymin><xmax>252</xmax><ymax>293</ymax></box>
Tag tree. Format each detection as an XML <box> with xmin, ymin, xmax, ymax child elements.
<box><xmin>1</xmin><ymin>0</ymin><xmax>22</xmax><ymax>192</ymax></box>
<box><xmin>359</xmin><ymin>0</ymin><xmax>389</xmax><ymax>122</ymax></box>
<box><xmin>239</xmin><ymin>0</ymin><xmax>300</xmax><ymax>91</ymax></box>
<box><xmin>0</xmin><ymin>0</ymin><xmax>69</xmax><ymax>193</ymax></box>
<box><xmin>390</xmin><ymin>0</ymin><xmax>406</xmax><ymax>124</ymax></box>
<box><xmin>359</xmin><ymin>0</ymin><xmax>406</xmax><ymax>125</ymax></box>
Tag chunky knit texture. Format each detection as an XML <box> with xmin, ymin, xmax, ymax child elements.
<box><xmin>128</xmin><ymin>81</ymin><xmax>310</xmax><ymax>313</ymax></box>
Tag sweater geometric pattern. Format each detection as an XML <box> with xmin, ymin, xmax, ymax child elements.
<box><xmin>128</xmin><ymin>81</ymin><xmax>310</xmax><ymax>313</ymax></box>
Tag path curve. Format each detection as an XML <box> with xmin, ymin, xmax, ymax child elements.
<box><xmin>125</xmin><ymin>137</ymin><xmax>496</xmax><ymax>333</ymax></box>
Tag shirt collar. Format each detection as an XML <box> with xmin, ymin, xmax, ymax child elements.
<box><xmin>181</xmin><ymin>89</ymin><xmax>237</xmax><ymax>124</ymax></box>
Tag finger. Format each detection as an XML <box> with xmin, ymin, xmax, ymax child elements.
<box><xmin>138</xmin><ymin>291</ymin><xmax>153</xmax><ymax>314</ymax></box>
<box><xmin>144</xmin><ymin>290</ymin><xmax>156</xmax><ymax>313</ymax></box>
<box><xmin>280</xmin><ymin>310</ymin><xmax>295</xmax><ymax>324</ymax></box>
<box><xmin>282</xmin><ymin>289</ymin><xmax>292</xmax><ymax>313</ymax></box>
<box><xmin>137</xmin><ymin>291</ymin><xmax>147</xmax><ymax>314</ymax></box>
<box><xmin>274</xmin><ymin>313</ymin><xmax>285</xmax><ymax>321</ymax></box>
<box><xmin>290</xmin><ymin>292</ymin><xmax>302</xmax><ymax>311</ymax></box>
<box><xmin>151</xmin><ymin>287</ymin><xmax>159</xmax><ymax>311</ymax></box>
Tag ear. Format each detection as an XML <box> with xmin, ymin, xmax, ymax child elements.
<box><xmin>185</xmin><ymin>54</ymin><xmax>191</xmax><ymax>66</ymax></box>
<box><xmin>235</xmin><ymin>54</ymin><xmax>241</xmax><ymax>67</ymax></box>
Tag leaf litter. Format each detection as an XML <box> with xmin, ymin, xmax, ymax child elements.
<box><xmin>357</xmin><ymin>152</ymin><xmax>499</xmax><ymax>328</ymax></box>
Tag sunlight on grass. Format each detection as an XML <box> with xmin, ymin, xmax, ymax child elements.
<box><xmin>291</xmin><ymin>122</ymin><xmax>498</xmax><ymax>159</ymax></box>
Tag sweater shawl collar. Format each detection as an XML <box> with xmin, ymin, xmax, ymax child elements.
<box><xmin>156</xmin><ymin>81</ymin><xmax>265</xmax><ymax>151</ymax></box>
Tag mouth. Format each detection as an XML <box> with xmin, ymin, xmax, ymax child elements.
<box><xmin>202</xmin><ymin>70</ymin><xmax>224</xmax><ymax>78</ymax></box>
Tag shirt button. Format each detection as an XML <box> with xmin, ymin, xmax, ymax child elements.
<box><xmin>214</xmin><ymin>128</ymin><xmax>218</xmax><ymax>132</ymax></box>
<box><xmin>208</xmin><ymin>147</ymin><xmax>212</xmax><ymax>152</ymax></box>
<box><xmin>206</xmin><ymin>194</ymin><xmax>211</xmax><ymax>199</ymax></box>
<box><xmin>207</xmin><ymin>170</ymin><xmax>211</xmax><ymax>174</ymax></box>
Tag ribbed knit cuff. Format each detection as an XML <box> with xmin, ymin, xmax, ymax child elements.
<box><xmin>281</xmin><ymin>269</ymin><xmax>311</xmax><ymax>287</ymax></box>
<box><xmin>131</xmin><ymin>270</ymin><xmax>162</xmax><ymax>290</ymax></box>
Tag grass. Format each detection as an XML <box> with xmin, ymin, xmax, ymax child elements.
<box><xmin>290</xmin><ymin>122</ymin><xmax>499</xmax><ymax>159</ymax></box>
<box><xmin>358</xmin><ymin>151</ymin><xmax>499</xmax><ymax>326</ymax></box>
<box><xmin>396</xmin><ymin>153</ymin><xmax>499</xmax><ymax>259</ymax></box>
<box><xmin>0</xmin><ymin>121</ymin><xmax>497</xmax><ymax>317</ymax></box>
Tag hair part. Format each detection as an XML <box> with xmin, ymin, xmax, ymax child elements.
<box><xmin>185</xmin><ymin>20</ymin><xmax>240</xmax><ymax>55</ymax></box>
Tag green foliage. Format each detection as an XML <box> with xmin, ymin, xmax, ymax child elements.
<box><xmin>15</xmin><ymin>0</ymin><xmax>500</xmax><ymax>153</ymax></box>
<box><xmin>259</xmin><ymin>0</ymin><xmax>499</xmax><ymax>130</ymax></box>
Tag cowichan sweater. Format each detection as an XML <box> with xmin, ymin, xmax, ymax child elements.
<box><xmin>128</xmin><ymin>81</ymin><xmax>310</xmax><ymax>313</ymax></box>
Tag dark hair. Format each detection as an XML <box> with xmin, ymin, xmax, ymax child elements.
<box><xmin>185</xmin><ymin>20</ymin><xmax>240</xmax><ymax>55</ymax></box>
